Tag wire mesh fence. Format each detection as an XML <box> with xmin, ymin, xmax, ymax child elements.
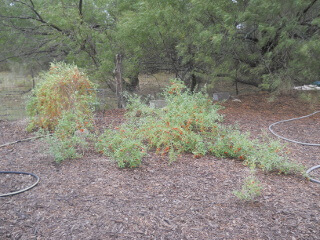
<box><xmin>0</xmin><ymin>88</ymin><xmax>117</xmax><ymax>121</ymax></box>
<box><xmin>0</xmin><ymin>62</ymin><xmax>180</xmax><ymax>121</ymax></box>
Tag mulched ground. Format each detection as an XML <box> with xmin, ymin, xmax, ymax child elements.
<box><xmin>1</xmin><ymin>92</ymin><xmax>320</xmax><ymax>239</ymax></box>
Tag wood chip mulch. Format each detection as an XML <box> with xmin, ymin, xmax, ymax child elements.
<box><xmin>1</xmin><ymin>93</ymin><xmax>320</xmax><ymax>239</ymax></box>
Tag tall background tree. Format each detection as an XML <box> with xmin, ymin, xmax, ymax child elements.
<box><xmin>188</xmin><ymin>0</ymin><xmax>320</xmax><ymax>92</ymax></box>
<box><xmin>0</xmin><ymin>0</ymin><xmax>116</xmax><ymax>84</ymax></box>
<box><xmin>1</xmin><ymin>0</ymin><xmax>319</xmax><ymax>92</ymax></box>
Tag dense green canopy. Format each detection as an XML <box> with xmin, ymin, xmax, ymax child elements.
<box><xmin>1</xmin><ymin>0</ymin><xmax>319</xmax><ymax>91</ymax></box>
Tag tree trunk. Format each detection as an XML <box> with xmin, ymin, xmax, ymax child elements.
<box><xmin>128</xmin><ymin>72</ymin><xmax>139</xmax><ymax>91</ymax></box>
<box><xmin>123</xmin><ymin>72</ymin><xmax>139</xmax><ymax>92</ymax></box>
<box><xmin>190</xmin><ymin>73</ymin><xmax>197</xmax><ymax>93</ymax></box>
<box><xmin>114</xmin><ymin>54</ymin><xmax>125</xmax><ymax>108</ymax></box>
<box><xmin>31</xmin><ymin>68</ymin><xmax>35</xmax><ymax>89</ymax></box>
<box><xmin>235</xmin><ymin>68</ymin><xmax>239</xmax><ymax>95</ymax></box>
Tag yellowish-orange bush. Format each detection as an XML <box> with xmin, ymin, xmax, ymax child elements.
<box><xmin>27</xmin><ymin>62</ymin><xmax>96</xmax><ymax>131</ymax></box>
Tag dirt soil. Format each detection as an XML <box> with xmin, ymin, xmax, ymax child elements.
<box><xmin>1</xmin><ymin>92</ymin><xmax>320</xmax><ymax>240</ymax></box>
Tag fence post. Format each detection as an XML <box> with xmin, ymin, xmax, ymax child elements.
<box><xmin>31</xmin><ymin>68</ymin><xmax>35</xmax><ymax>89</ymax></box>
<box><xmin>114</xmin><ymin>54</ymin><xmax>124</xmax><ymax>108</ymax></box>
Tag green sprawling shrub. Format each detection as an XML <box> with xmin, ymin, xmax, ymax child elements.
<box><xmin>208</xmin><ymin>127</ymin><xmax>304</xmax><ymax>174</ymax></box>
<box><xmin>26</xmin><ymin>62</ymin><xmax>96</xmax><ymax>131</ymax></box>
<box><xmin>96</xmin><ymin>126</ymin><xmax>147</xmax><ymax>168</ymax></box>
<box><xmin>97</xmin><ymin>79</ymin><xmax>223</xmax><ymax>167</ymax></box>
<box><xmin>97</xmin><ymin>79</ymin><xmax>304</xmax><ymax>175</ymax></box>
<box><xmin>47</xmin><ymin>111</ymin><xmax>94</xmax><ymax>163</ymax></box>
<box><xmin>26</xmin><ymin>62</ymin><xmax>97</xmax><ymax>162</ymax></box>
<box><xmin>233</xmin><ymin>170</ymin><xmax>263</xmax><ymax>201</ymax></box>
<box><xmin>128</xmin><ymin>80</ymin><xmax>223</xmax><ymax>161</ymax></box>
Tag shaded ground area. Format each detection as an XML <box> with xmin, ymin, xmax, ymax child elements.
<box><xmin>1</xmin><ymin>93</ymin><xmax>320</xmax><ymax>239</ymax></box>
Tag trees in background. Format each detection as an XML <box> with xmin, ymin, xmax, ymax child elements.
<box><xmin>178</xmin><ymin>0</ymin><xmax>320</xmax><ymax>92</ymax></box>
<box><xmin>0</xmin><ymin>0</ymin><xmax>116</xmax><ymax>84</ymax></box>
<box><xmin>1</xmin><ymin>0</ymin><xmax>319</xmax><ymax>92</ymax></box>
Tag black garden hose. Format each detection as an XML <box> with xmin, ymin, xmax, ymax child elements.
<box><xmin>0</xmin><ymin>171</ymin><xmax>40</xmax><ymax>197</ymax></box>
<box><xmin>268</xmin><ymin>111</ymin><xmax>320</xmax><ymax>183</ymax></box>
<box><xmin>0</xmin><ymin>134</ymin><xmax>49</xmax><ymax>197</ymax></box>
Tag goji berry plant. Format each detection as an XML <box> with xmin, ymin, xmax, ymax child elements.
<box><xmin>26</xmin><ymin>62</ymin><xmax>96</xmax><ymax>131</ymax></box>
<box><xmin>26</xmin><ymin>62</ymin><xmax>97</xmax><ymax>162</ymax></box>
<box><xmin>124</xmin><ymin>79</ymin><xmax>223</xmax><ymax>162</ymax></box>
<box><xmin>208</xmin><ymin>127</ymin><xmax>304</xmax><ymax>174</ymax></box>
<box><xmin>233</xmin><ymin>169</ymin><xmax>263</xmax><ymax>201</ymax></box>
<box><xmin>47</xmin><ymin>111</ymin><xmax>93</xmax><ymax>163</ymax></box>
<box><xmin>96</xmin><ymin>126</ymin><xmax>147</xmax><ymax>168</ymax></box>
<box><xmin>98</xmin><ymin>79</ymin><xmax>304</xmax><ymax>175</ymax></box>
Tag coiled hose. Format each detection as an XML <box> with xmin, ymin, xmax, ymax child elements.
<box><xmin>0</xmin><ymin>135</ymin><xmax>47</xmax><ymax>197</ymax></box>
<box><xmin>0</xmin><ymin>171</ymin><xmax>40</xmax><ymax>197</ymax></box>
<box><xmin>269</xmin><ymin>111</ymin><xmax>320</xmax><ymax>184</ymax></box>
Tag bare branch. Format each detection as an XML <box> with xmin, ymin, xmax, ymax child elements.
<box><xmin>0</xmin><ymin>49</ymin><xmax>56</xmax><ymax>63</ymax></box>
<box><xmin>9</xmin><ymin>0</ymin><xmax>64</xmax><ymax>32</ymax></box>
<box><xmin>79</xmin><ymin>0</ymin><xmax>83</xmax><ymax>18</ymax></box>
<box><xmin>298</xmin><ymin>0</ymin><xmax>319</xmax><ymax>22</ymax></box>
<box><xmin>2</xmin><ymin>21</ymin><xmax>52</xmax><ymax>36</ymax></box>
